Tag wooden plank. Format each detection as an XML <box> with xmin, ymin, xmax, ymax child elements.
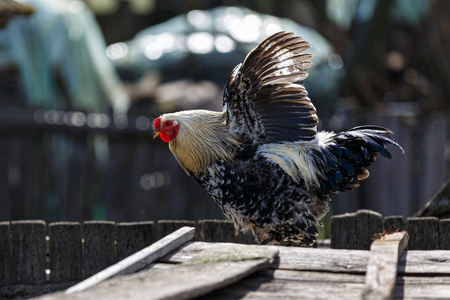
<box><xmin>10</xmin><ymin>220</ymin><xmax>47</xmax><ymax>285</ymax></box>
<box><xmin>47</xmin><ymin>243</ymin><xmax>278</xmax><ymax>300</ymax></box>
<box><xmin>115</xmin><ymin>221</ymin><xmax>156</xmax><ymax>261</ymax></box>
<box><xmin>394</xmin><ymin>276</ymin><xmax>450</xmax><ymax>299</ymax></box>
<box><xmin>268</xmin><ymin>269</ymin><xmax>365</xmax><ymax>283</ymax></box>
<box><xmin>398</xmin><ymin>250</ymin><xmax>450</xmax><ymax>274</ymax></box>
<box><xmin>407</xmin><ymin>217</ymin><xmax>439</xmax><ymax>250</ymax></box>
<box><xmin>82</xmin><ymin>221</ymin><xmax>116</xmax><ymax>278</ymax></box>
<box><xmin>48</xmin><ymin>222</ymin><xmax>82</xmax><ymax>283</ymax></box>
<box><xmin>65</xmin><ymin>226</ymin><xmax>195</xmax><ymax>294</ymax></box>
<box><xmin>383</xmin><ymin>215</ymin><xmax>405</xmax><ymax>232</ymax></box>
<box><xmin>160</xmin><ymin>242</ymin><xmax>370</xmax><ymax>274</ymax></box>
<box><xmin>277</xmin><ymin>247</ymin><xmax>369</xmax><ymax>273</ymax></box>
<box><xmin>197</xmin><ymin>220</ymin><xmax>235</xmax><ymax>243</ymax></box>
<box><xmin>59</xmin><ymin>259</ymin><xmax>275</xmax><ymax>300</ymax></box>
<box><xmin>0</xmin><ymin>221</ymin><xmax>10</xmax><ymax>286</ymax></box>
<box><xmin>157</xmin><ymin>220</ymin><xmax>197</xmax><ymax>240</ymax></box>
<box><xmin>439</xmin><ymin>218</ymin><xmax>450</xmax><ymax>249</ymax></box>
<box><xmin>330</xmin><ymin>212</ymin><xmax>357</xmax><ymax>249</ymax></box>
<box><xmin>199</xmin><ymin>269</ymin><xmax>366</xmax><ymax>300</ymax></box>
<box><xmin>362</xmin><ymin>232</ymin><xmax>409</xmax><ymax>300</ymax></box>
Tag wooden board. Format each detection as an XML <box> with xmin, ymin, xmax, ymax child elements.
<box><xmin>276</xmin><ymin>247</ymin><xmax>369</xmax><ymax>273</ymax></box>
<box><xmin>362</xmin><ymin>232</ymin><xmax>409</xmax><ymax>300</ymax></box>
<box><xmin>161</xmin><ymin>242</ymin><xmax>370</xmax><ymax>274</ymax></box>
<box><xmin>394</xmin><ymin>276</ymin><xmax>450</xmax><ymax>299</ymax></box>
<box><xmin>399</xmin><ymin>250</ymin><xmax>450</xmax><ymax>274</ymax></box>
<box><xmin>198</xmin><ymin>269</ymin><xmax>366</xmax><ymax>300</ymax></box>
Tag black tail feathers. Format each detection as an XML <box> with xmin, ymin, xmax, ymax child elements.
<box><xmin>315</xmin><ymin>125</ymin><xmax>403</xmax><ymax>194</ymax></box>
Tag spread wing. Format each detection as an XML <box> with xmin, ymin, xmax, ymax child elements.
<box><xmin>223</xmin><ymin>31</ymin><xmax>318</xmax><ymax>143</ymax></box>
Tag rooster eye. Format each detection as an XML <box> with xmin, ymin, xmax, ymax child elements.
<box><xmin>165</xmin><ymin>121</ymin><xmax>171</xmax><ymax>126</ymax></box>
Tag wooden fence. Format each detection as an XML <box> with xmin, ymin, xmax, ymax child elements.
<box><xmin>0</xmin><ymin>219</ymin><xmax>254</xmax><ymax>288</ymax></box>
<box><xmin>331</xmin><ymin>209</ymin><xmax>450</xmax><ymax>250</ymax></box>
<box><xmin>1</xmin><ymin>210</ymin><xmax>449</xmax><ymax>293</ymax></box>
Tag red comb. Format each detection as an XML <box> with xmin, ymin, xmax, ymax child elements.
<box><xmin>154</xmin><ymin>117</ymin><xmax>161</xmax><ymax>131</ymax></box>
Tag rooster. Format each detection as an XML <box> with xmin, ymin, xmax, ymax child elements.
<box><xmin>153</xmin><ymin>32</ymin><xmax>403</xmax><ymax>246</ymax></box>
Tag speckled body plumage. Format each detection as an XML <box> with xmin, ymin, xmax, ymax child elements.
<box><xmin>154</xmin><ymin>32</ymin><xmax>403</xmax><ymax>246</ymax></box>
<box><xmin>196</xmin><ymin>149</ymin><xmax>328</xmax><ymax>246</ymax></box>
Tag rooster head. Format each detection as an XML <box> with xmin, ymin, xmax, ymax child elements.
<box><xmin>152</xmin><ymin>110</ymin><xmax>241</xmax><ymax>176</ymax></box>
<box><xmin>153</xmin><ymin>117</ymin><xmax>179</xmax><ymax>142</ymax></box>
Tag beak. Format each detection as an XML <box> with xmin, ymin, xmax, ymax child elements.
<box><xmin>153</xmin><ymin>131</ymin><xmax>160</xmax><ymax>139</ymax></box>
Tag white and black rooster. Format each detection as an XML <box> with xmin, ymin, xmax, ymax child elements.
<box><xmin>153</xmin><ymin>32</ymin><xmax>403</xmax><ymax>246</ymax></box>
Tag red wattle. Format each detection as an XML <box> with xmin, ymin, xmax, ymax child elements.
<box><xmin>160</xmin><ymin>132</ymin><xmax>174</xmax><ymax>142</ymax></box>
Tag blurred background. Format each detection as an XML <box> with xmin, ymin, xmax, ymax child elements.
<box><xmin>0</xmin><ymin>0</ymin><xmax>449</xmax><ymax>229</ymax></box>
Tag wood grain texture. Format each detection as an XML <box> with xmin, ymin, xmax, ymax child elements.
<box><xmin>197</xmin><ymin>220</ymin><xmax>235</xmax><ymax>243</ymax></box>
<box><xmin>157</xmin><ymin>220</ymin><xmax>197</xmax><ymax>240</ymax></box>
<box><xmin>198</xmin><ymin>269</ymin><xmax>366</xmax><ymax>300</ymax></box>
<box><xmin>330</xmin><ymin>212</ymin><xmax>358</xmax><ymax>249</ymax></box>
<box><xmin>115</xmin><ymin>221</ymin><xmax>156</xmax><ymax>261</ymax></box>
<box><xmin>383</xmin><ymin>216</ymin><xmax>405</xmax><ymax>232</ymax></box>
<box><xmin>399</xmin><ymin>250</ymin><xmax>450</xmax><ymax>274</ymax></box>
<box><xmin>439</xmin><ymin>219</ymin><xmax>450</xmax><ymax>250</ymax></box>
<box><xmin>407</xmin><ymin>217</ymin><xmax>439</xmax><ymax>250</ymax></box>
<box><xmin>10</xmin><ymin>220</ymin><xmax>46</xmax><ymax>285</ymax></box>
<box><xmin>0</xmin><ymin>222</ymin><xmax>10</xmax><ymax>286</ymax></box>
<box><xmin>356</xmin><ymin>210</ymin><xmax>383</xmax><ymax>250</ymax></box>
<box><xmin>394</xmin><ymin>276</ymin><xmax>450</xmax><ymax>299</ymax></box>
<box><xmin>49</xmin><ymin>222</ymin><xmax>82</xmax><ymax>283</ymax></box>
<box><xmin>160</xmin><ymin>242</ymin><xmax>370</xmax><ymax>274</ymax></box>
<box><xmin>82</xmin><ymin>221</ymin><xmax>116</xmax><ymax>278</ymax></box>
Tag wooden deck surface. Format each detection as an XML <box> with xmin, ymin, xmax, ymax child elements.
<box><xmin>36</xmin><ymin>240</ymin><xmax>450</xmax><ymax>300</ymax></box>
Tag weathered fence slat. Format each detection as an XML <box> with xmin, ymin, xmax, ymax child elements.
<box><xmin>116</xmin><ymin>221</ymin><xmax>156</xmax><ymax>261</ymax></box>
<box><xmin>197</xmin><ymin>220</ymin><xmax>235</xmax><ymax>243</ymax></box>
<box><xmin>158</xmin><ymin>220</ymin><xmax>196</xmax><ymax>240</ymax></box>
<box><xmin>383</xmin><ymin>216</ymin><xmax>405</xmax><ymax>232</ymax></box>
<box><xmin>362</xmin><ymin>232</ymin><xmax>409</xmax><ymax>300</ymax></box>
<box><xmin>0</xmin><ymin>222</ymin><xmax>10</xmax><ymax>286</ymax></box>
<box><xmin>10</xmin><ymin>220</ymin><xmax>47</xmax><ymax>285</ymax></box>
<box><xmin>407</xmin><ymin>217</ymin><xmax>439</xmax><ymax>250</ymax></box>
<box><xmin>83</xmin><ymin>221</ymin><xmax>116</xmax><ymax>278</ymax></box>
<box><xmin>331</xmin><ymin>210</ymin><xmax>382</xmax><ymax>250</ymax></box>
<box><xmin>65</xmin><ymin>226</ymin><xmax>196</xmax><ymax>294</ymax></box>
<box><xmin>330</xmin><ymin>212</ymin><xmax>357</xmax><ymax>249</ymax></box>
<box><xmin>357</xmin><ymin>210</ymin><xmax>383</xmax><ymax>250</ymax></box>
<box><xmin>439</xmin><ymin>219</ymin><xmax>450</xmax><ymax>250</ymax></box>
<box><xmin>49</xmin><ymin>222</ymin><xmax>82</xmax><ymax>283</ymax></box>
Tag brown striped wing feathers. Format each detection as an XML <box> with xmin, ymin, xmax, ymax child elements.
<box><xmin>223</xmin><ymin>31</ymin><xmax>318</xmax><ymax>143</ymax></box>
